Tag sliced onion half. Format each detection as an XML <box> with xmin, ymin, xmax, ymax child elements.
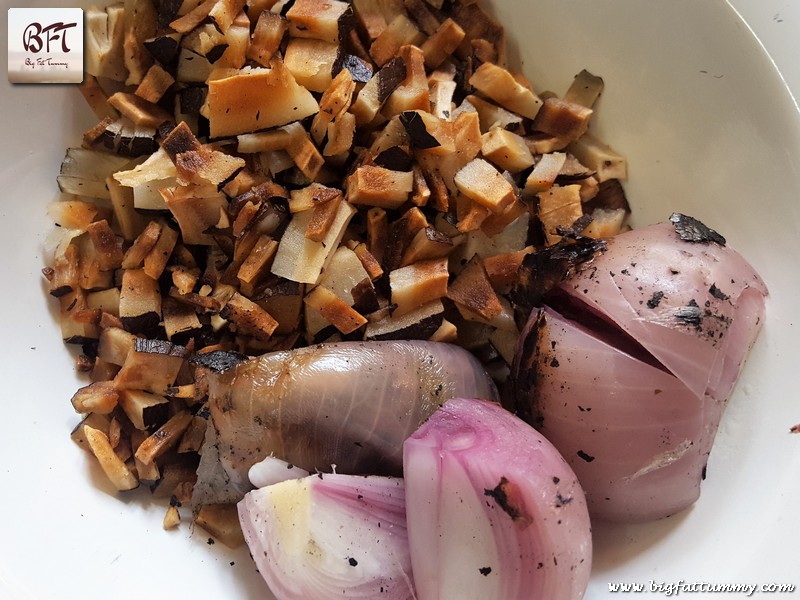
<box><xmin>403</xmin><ymin>398</ymin><xmax>592</xmax><ymax>600</ymax></box>
<box><xmin>238</xmin><ymin>474</ymin><xmax>414</xmax><ymax>600</ymax></box>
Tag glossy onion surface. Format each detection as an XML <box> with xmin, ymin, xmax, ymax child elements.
<box><xmin>513</xmin><ymin>217</ymin><xmax>767</xmax><ymax>522</ymax></box>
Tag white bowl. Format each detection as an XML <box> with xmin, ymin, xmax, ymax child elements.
<box><xmin>1</xmin><ymin>0</ymin><xmax>798</xmax><ymax>597</ymax></box>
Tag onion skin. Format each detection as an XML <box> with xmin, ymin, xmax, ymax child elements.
<box><xmin>238</xmin><ymin>475</ymin><xmax>414</xmax><ymax>600</ymax></box>
<box><xmin>512</xmin><ymin>217</ymin><xmax>767</xmax><ymax>522</ymax></box>
<box><xmin>403</xmin><ymin>398</ymin><xmax>592</xmax><ymax>600</ymax></box>
<box><xmin>248</xmin><ymin>456</ymin><xmax>310</xmax><ymax>489</ymax></box>
<box><xmin>194</xmin><ymin>341</ymin><xmax>499</xmax><ymax>505</ymax></box>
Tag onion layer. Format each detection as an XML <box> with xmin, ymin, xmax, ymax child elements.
<box><xmin>403</xmin><ymin>398</ymin><xmax>592</xmax><ymax>600</ymax></box>
<box><xmin>554</xmin><ymin>217</ymin><xmax>767</xmax><ymax>404</ymax></box>
<box><xmin>522</xmin><ymin>306</ymin><xmax>708</xmax><ymax>521</ymax></box>
<box><xmin>238</xmin><ymin>474</ymin><xmax>414</xmax><ymax>600</ymax></box>
<box><xmin>512</xmin><ymin>216</ymin><xmax>767</xmax><ymax>522</ymax></box>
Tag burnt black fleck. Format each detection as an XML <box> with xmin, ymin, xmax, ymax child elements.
<box><xmin>709</xmin><ymin>284</ymin><xmax>730</xmax><ymax>301</ymax></box>
<box><xmin>675</xmin><ymin>299</ymin><xmax>703</xmax><ymax>326</ymax></box>
<box><xmin>647</xmin><ymin>291</ymin><xmax>665</xmax><ymax>309</ymax></box>
<box><xmin>669</xmin><ymin>213</ymin><xmax>727</xmax><ymax>246</ymax></box>
<box><xmin>555</xmin><ymin>493</ymin><xmax>573</xmax><ymax>507</ymax></box>
<box><xmin>577</xmin><ymin>450</ymin><xmax>595</xmax><ymax>463</ymax></box>
<box><xmin>479</xmin><ymin>567</ymin><xmax>492</xmax><ymax>576</ymax></box>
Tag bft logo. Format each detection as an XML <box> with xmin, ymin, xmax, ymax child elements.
<box><xmin>22</xmin><ymin>21</ymin><xmax>78</xmax><ymax>54</ymax></box>
<box><xmin>8</xmin><ymin>8</ymin><xmax>84</xmax><ymax>84</ymax></box>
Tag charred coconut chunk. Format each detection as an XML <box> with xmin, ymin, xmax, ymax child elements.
<box><xmin>364</xmin><ymin>300</ymin><xmax>445</xmax><ymax>341</ymax></box>
<box><xmin>155</xmin><ymin>0</ymin><xmax>182</xmax><ymax>29</ymax></box>
<box><xmin>115</xmin><ymin>337</ymin><xmax>186</xmax><ymax>394</ymax></box>
<box><xmin>372</xmin><ymin>145</ymin><xmax>414</xmax><ymax>171</ymax></box>
<box><xmin>400</xmin><ymin>111</ymin><xmax>441</xmax><ymax>149</ymax></box>
<box><xmin>143</xmin><ymin>34</ymin><xmax>180</xmax><ymax>68</ymax></box>
<box><xmin>332</xmin><ymin>52</ymin><xmax>373</xmax><ymax>84</ymax></box>
<box><xmin>119</xmin><ymin>389</ymin><xmax>171</xmax><ymax>432</ymax></box>
<box><xmin>285</xmin><ymin>0</ymin><xmax>351</xmax><ymax>44</ymax></box>
<box><xmin>162</xmin><ymin>121</ymin><xmax>203</xmax><ymax>162</ymax></box>
<box><xmin>107</xmin><ymin>92</ymin><xmax>173</xmax><ymax>129</ymax></box>
<box><xmin>350</xmin><ymin>56</ymin><xmax>407</xmax><ymax>125</ymax></box>
<box><xmin>206</xmin><ymin>63</ymin><xmax>320</xmax><ymax>138</ymax></box>
<box><xmin>469</xmin><ymin>62</ymin><xmax>542</xmax><ymax>120</ymax></box>
<box><xmin>119</xmin><ymin>268</ymin><xmax>162</xmax><ymax>335</ymax></box>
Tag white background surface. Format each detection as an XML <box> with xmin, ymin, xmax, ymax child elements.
<box><xmin>1</xmin><ymin>1</ymin><xmax>799</xmax><ymax>598</ymax></box>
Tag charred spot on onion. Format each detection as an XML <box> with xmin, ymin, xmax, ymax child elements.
<box><xmin>509</xmin><ymin>236</ymin><xmax>607</xmax><ymax>325</ymax></box>
<box><xmin>709</xmin><ymin>283</ymin><xmax>730</xmax><ymax>301</ymax></box>
<box><xmin>647</xmin><ymin>291</ymin><xmax>665</xmax><ymax>309</ymax></box>
<box><xmin>674</xmin><ymin>299</ymin><xmax>703</xmax><ymax>327</ymax></box>
<box><xmin>484</xmin><ymin>476</ymin><xmax>533</xmax><ymax>527</ymax></box>
<box><xmin>189</xmin><ymin>349</ymin><xmax>248</xmax><ymax>374</ymax></box>
<box><xmin>669</xmin><ymin>212</ymin><xmax>727</xmax><ymax>246</ymax></box>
